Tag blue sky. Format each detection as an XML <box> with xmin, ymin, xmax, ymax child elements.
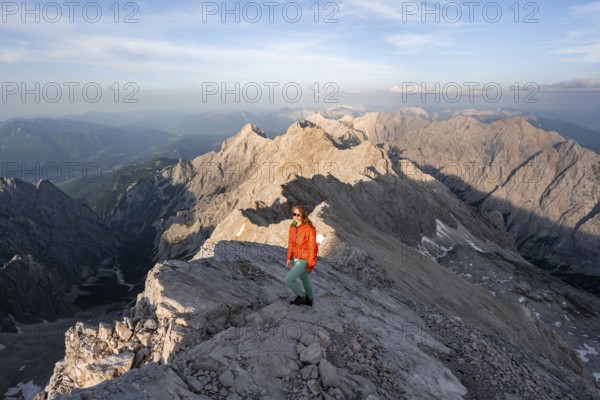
<box><xmin>0</xmin><ymin>0</ymin><xmax>599</xmax><ymax>121</ymax></box>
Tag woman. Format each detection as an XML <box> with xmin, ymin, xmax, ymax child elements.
<box><xmin>285</xmin><ymin>205</ymin><xmax>317</xmax><ymax>306</ymax></box>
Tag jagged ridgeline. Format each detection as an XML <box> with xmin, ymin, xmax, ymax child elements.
<box><xmin>34</xmin><ymin>114</ymin><xmax>600</xmax><ymax>399</ymax></box>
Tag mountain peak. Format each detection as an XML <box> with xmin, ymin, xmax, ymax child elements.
<box><xmin>239</xmin><ymin>123</ymin><xmax>266</xmax><ymax>138</ymax></box>
<box><xmin>218</xmin><ymin>123</ymin><xmax>269</xmax><ymax>154</ymax></box>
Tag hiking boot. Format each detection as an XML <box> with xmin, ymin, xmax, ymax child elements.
<box><xmin>303</xmin><ymin>297</ymin><xmax>313</xmax><ymax>307</ymax></box>
<box><xmin>290</xmin><ymin>296</ymin><xmax>306</xmax><ymax>305</ymax></box>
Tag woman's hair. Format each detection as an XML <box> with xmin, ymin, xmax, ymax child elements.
<box><xmin>292</xmin><ymin>204</ymin><xmax>314</xmax><ymax>227</ymax></box>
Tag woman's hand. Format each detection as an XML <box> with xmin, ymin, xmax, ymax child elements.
<box><xmin>286</xmin><ymin>259</ymin><xmax>291</xmax><ymax>267</ymax></box>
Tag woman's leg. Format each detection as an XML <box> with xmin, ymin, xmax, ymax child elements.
<box><xmin>299</xmin><ymin>272</ymin><xmax>314</xmax><ymax>300</ymax></box>
<box><xmin>285</xmin><ymin>259</ymin><xmax>308</xmax><ymax>297</ymax></box>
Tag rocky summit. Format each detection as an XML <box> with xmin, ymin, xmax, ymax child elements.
<box><xmin>32</xmin><ymin>117</ymin><xmax>600</xmax><ymax>399</ymax></box>
<box><xmin>36</xmin><ymin>243</ymin><xmax>600</xmax><ymax>400</ymax></box>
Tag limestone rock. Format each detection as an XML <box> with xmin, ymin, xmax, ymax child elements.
<box><xmin>300</xmin><ymin>342</ymin><xmax>323</xmax><ymax>365</ymax></box>
<box><xmin>38</xmin><ymin>245</ymin><xmax>600</xmax><ymax>400</ymax></box>
<box><xmin>319</xmin><ymin>359</ymin><xmax>339</xmax><ymax>389</ymax></box>
<box><xmin>307</xmin><ymin>379</ymin><xmax>323</xmax><ymax>396</ymax></box>
<box><xmin>52</xmin><ymin>363</ymin><xmax>197</xmax><ymax>400</ymax></box>
<box><xmin>98</xmin><ymin>322</ymin><xmax>113</xmax><ymax>342</ymax></box>
<box><xmin>115</xmin><ymin>320</ymin><xmax>133</xmax><ymax>341</ymax></box>
<box><xmin>301</xmin><ymin>365</ymin><xmax>318</xmax><ymax>380</ymax></box>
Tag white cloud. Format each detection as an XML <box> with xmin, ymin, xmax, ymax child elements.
<box><xmin>569</xmin><ymin>2</ymin><xmax>600</xmax><ymax>17</ymax></box>
<box><xmin>548</xmin><ymin>3</ymin><xmax>600</xmax><ymax>64</ymax></box>
<box><xmin>5</xmin><ymin>32</ymin><xmax>401</xmax><ymax>88</ymax></box>
<box><xmin>385</xmin><ymin>33</ymin><xmax>448</xmax><ymax>53</ymax></box>
<box><xmin>339</xmin><ymin>0</ymin><xmax>406</xmax><ymax>22</ymax></box>
<box><xmin>554</xmin><ymin>41</ymin><xmax>600</xmax><ymax>63</ymax></box>
<box><xmin>0</xmin><ymin>49</ymin><xmax>27</xmax><ymax>63</ymax></box>
<box><xmin>539</xmin><ymin>79</ymin><xmax>600</xmax><ymax>91</ymax></box>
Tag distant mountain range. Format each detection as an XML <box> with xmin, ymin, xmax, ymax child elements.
<box><xmin>2</xmin><ymin>108</ymin><xmax>597</xmax><ymax>174</ymax></box>
<box><xmin>0</xmin><ymin>118</ymin><xmax>229</xmax><ymax>184</ymax></box>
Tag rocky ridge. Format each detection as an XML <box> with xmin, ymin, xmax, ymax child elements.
<box><xmin>34</xmin><ymin>121</ymin><xmax>600</xmax><ymax>399</ymax></box>
<box><xmin>37</xmin><ymin>242</ymin><xmax>600</xmax><ymax>399</ymax></box>
<box><xmin>305</xmin><ymin>111</ymin><xmax>600</xmax><ymax>276</ymax></box>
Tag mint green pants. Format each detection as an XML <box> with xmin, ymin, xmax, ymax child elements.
<box><xmin>285</xmin><ymin>258</ymin><xmax>314</xmax><ymax>300</ymax></box>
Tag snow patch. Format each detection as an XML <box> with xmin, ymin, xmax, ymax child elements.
<box><xmin>419</xmin><ymin>235</ymin><xmax>453</xmax><ymax>260</ymax></box>
<box><xmin>554</xmin><ymin>322</ymin><xmax>562</xmax><ymax>328</ymax></box>
<box><xmin>316</xmin><ymin>233</ymin><xmax>325</xmax><ymax>245</ymax></box>
<box><xmin>67</xmin><ymin>284</ymin><xmax>91</xmax><ymax>301</ymax></box>
<box><xmin>421</xmin><ymin>236</ymin><xmax>437</xmax><ymax>247</ymax></box>
<box><xmin>114</xmin><ymin>265</ymin><xmax>135</xmax><ymax>291</ymax></box>
<box><xmin>465</xmin><ymin>238</ymin><xmax>483</xmax><ymax>252</ymax></box>
<box><xmin>236</xmin><ymin>223</ymin><xmax>246</xmax><ymax>237</ymax></box>
<box><xmin>0</xmin><ymin>344</ymin><xmax>5</xmax><ymax>352</ymax></box>
<box><xmin>593</xmin><ymin>373</ymin><xmax>600</xmax><ymax>383</ymax></box>
<box><xmin>518</xmin><ymin>297</ymin><xmax>526</xmax><ymax>304</ymax></box>
<box><xmin>435</xmin><ymin>220</ymin><xmax>452</xmax><ymax>238</ymax></box>
<box><xmin>19</xmin><ymin>365</ymin><xmax>25</xmax><ymax>371</ymax></box>
<box><xmin>3</xmin><ymin>380</ymin><xmax>41</xmax><ymax>400</ymax></box>
<box><xmin>575</xmin><ymin>344</ymin><xmax>599</xmax><ymax>362</ymax></box>
<box><xmin>416</xmin><ymin>245</ymin><xmax>437</xmax><ymax>262</ymax></box>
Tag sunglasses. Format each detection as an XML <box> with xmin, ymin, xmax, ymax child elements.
<box><xmin>292</xmin><ymin>213</ymin><xmax>301</xmax><ymax>217</ymax></box>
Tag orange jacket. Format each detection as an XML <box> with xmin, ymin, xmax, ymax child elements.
<box><xmin>286</xmin><ymin>222</ymin><xmax>318</xmax><ymax>270</ymax></box>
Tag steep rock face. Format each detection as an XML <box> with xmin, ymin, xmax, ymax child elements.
<box><xmin>38</xmin><ymin>243</ymin><xmax>600</xmax><ymax>400</ymax></box>
<box><xmin>97</xmin><ymin>125</ymin><xmax>276</xmax><ymax>262</ymax></box>
<box><xmin>0</xmin><ymin>255</ymin><xmax>73</xmax><ymax>331</ymax></box>
<box><xmin>307</xmin><ymin>112</ymin><xmax>600</xmax><ymax>276</ymax></box>
<box><xmin>0</xmin><ymin>178</ymin><xmax>117</xmax><ymax>327</ymax></box>
<box><xmin>0</xmin><ymin>178</ymin><xmax>116</xmax><ymax>284</ymax></box>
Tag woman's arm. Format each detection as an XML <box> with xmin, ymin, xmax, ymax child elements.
<box><xmin>286</xmin><ymin>225</ymin><xmax>294</xmax><ymax>264</ymax></box>
<box><xmin>307</xmin><ymin>226</ymin><xmax>317</xmax><ymax>271</ymax></box>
